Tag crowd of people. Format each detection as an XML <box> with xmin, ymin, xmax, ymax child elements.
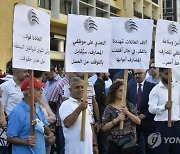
<box><xmin>0</xmin><ymin>59</ymin><xmax>180</xmax><ymax>154</ymax></box>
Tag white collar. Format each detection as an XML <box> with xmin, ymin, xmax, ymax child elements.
<box><xmin>137</xmin><ymin>80</ymin><xmax>145</xmax><ymax>87</ymax></box>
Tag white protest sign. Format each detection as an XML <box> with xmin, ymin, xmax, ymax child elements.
<box><xmin>155</xmin><ymin>19</ymin><xmax>180</xmax><ymax>68</ymax></box>
<box><xmin>65</xmin><ymin>14</ymin><xmax>112</xmax><ymax>72</ymax></box>
<box><xmin>109</xmin><ymin>17</ymin><xmax>153</xmax><ymax>69</ymax></box>
<box><xmin>13</xmin><ymin>4</ymin><xmax>50</xmax><ymax>71</ymax></box>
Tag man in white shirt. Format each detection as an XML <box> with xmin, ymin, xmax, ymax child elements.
<box><xmin>0</xmin><ymin>68</ymin><xmax>28</xmax><ymax>115</ymax></box>
<box><xmin>148</xmin><ymin>68</ymin><xmax>180</xmax><ymax>154</ymax></box>
<box><xmin>63</xmin><ymin>72</ymin><xmax>100</xmax><ymax>131</ymax></box>
<box><xmin>59</xmin><ymin>77</ymin><xmax>98</xmax><ymax>154</ymax></box>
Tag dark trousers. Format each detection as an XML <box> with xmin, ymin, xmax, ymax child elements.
<box><xmin>0</xmin><ymin>146</ymin><xmax>8</xmax><ymax>154</ymax></box>
<box><xmin>136</xmin><ymin>127</ymin><xmax>145</xmax><ymax>154</ymax></box>
<box><xmin>55</xmin><ymin>126</ymin><xmax>65</xmax><ymax>154</ymax></box>
<box><xmin>154</xmin><ymin>122</ymin><xmax>180</xmax><ymax>154</ymax></box>
<box><xmin>8</xmin><ymin>144</ymin><xmax>12</xmax><ymax>154</ymax></box>
<box><xmin>97</xmin><ymin>130</ymin><xmax>108</xmax><ymax>154</ymax></box>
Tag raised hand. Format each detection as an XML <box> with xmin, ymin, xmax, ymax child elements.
<box><xmin>78</xmin><ymin>100</ymin><xmax>88</xmax><ymax>111</ymax></box>
<box><xmin>27</xmin><ymin>135</ymin><xmax>36</xmax><ymax>146</ymax></box>
<box><xmin>121</xmin><ymin>105</ymin><xmax>129</xmax><ymax>115</ymax></box>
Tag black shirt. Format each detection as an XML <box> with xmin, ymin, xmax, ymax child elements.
<box><xmin>94</xmin><ymin>78</ymin><xmax>106</xmax><ymax>118</ymax></box>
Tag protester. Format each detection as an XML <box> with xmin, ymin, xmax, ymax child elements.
<box><xmin>34</xmin><ymin>70</ymin><xmax>56</xmax><ymax>123</ymax></box>
<box><xmin>94</xmin><ymin>72</ymin><xmax>110</xmax><ymax>154</ymax></box>
<box><xmin>148</xmin><ymin>68</ymin><xmax>180</xmax><ymax>154</ymax></box>
<box><xmin>37</xmin><ymin>98</ymin><xmax>56</xmax><ymax>154</ymax></box>
<box><xmin>49</xmin><ymin>72</ymin><xmax>77</xmax><ymax>154</ymax></box>
<box><xmin>105</xmin><ymin>72</ymin><xmax>124</xmax><ymax>94</ymax></box>
<box><xmin>7</xmin><ymin>77</ymin><xmax>55</xmax><ymax>154</ymax></box>
<box><xmin>44</xmin><ymin>64</ymin><xmax>62</xmax><ymax>102</ymax></box>
<box><xmin>89</xmin><ymin>72</ymin><xmax>112</xmax><ymax>89</ymax></box>
<box><xmin>34</xmin><ymin>70</ymin><xmax>56</xmax><ymax>154</ymax></box>
<box><xmin>145</xmin><ymin>63</ymin><xmax>160</xmax><ymax>84</ymax></box>
<box><xmin>126</xmin><ymin>69</ymin><xmax>156</xmax><ymax>154</ymax></box>
<box><xmin>62</xmin><ymin>72</ymin><xmax>101</xmax><ymax>132</ymax></box>
<box><xmin>34</xmin><ymin>70</ymin><xmax>49</xmax><ymax>104</ymax></box>
<box><xmin>102</xmin><ymin>81</ymin><xmax>141</xmax><ymax>154</ymax></box>
<box><xmin>0</xmin><ymin>68</ymin><xmax>28</xmax><ymax>115</ymax></box>
<box><xmin>59</xmin><ymin>77</ymin><xmax>98</xmax><ymax>154</ymax></box>
<box><xmin>0</xmin><ymin>68</ymin><xmax>28</xmax><ymax>153</ymax></box>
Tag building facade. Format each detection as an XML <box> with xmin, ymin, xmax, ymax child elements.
<box><xmin>0</xmin><ymin>0</ymin><xmax>163</xmax><ymax>71</ymax></box>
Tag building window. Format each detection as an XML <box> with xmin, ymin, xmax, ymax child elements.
<box><xmin>166</xmin><ymin>0</ymin><xmax>172</xmax><ymax>8</ymax></box>
<box><xmin>163</xmin><ymin>0</ymin><xmax>173</xmax><ymax>14</ymax></box>
<box><xmin>165</xmin><ymin>16</ymin><xmax>174</xmax><ymax>21</ymax></box>
<box><xmin>38</xmin><ymin>0</ymin><xmax>51</xmax><ymax>10</ymax></box>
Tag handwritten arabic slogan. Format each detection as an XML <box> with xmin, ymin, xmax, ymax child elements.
<box><xmin>155</xmin><ymin>19</ymin><xmax>180</xmax><ymax>68</ymax></box>
<box><xmin>65</xmin><ymin>14</ymin><xmax>112</xmax><ymax>72</ymax></box>
<box><xmin>13</xmin><ymin>4</ymin><xmax>50</xmax><ymax>71</ymax></box>
<box><xmin>109</xmin><ymin>17</ymin><xmax>153</xmax><ymax>69</ymax></box>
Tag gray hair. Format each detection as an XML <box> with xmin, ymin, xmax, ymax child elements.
<box><xmin>133</xmin><ymin>69</ymin><xmax>146</xmax><ymax>73</ymax></box>
<box><xmin>69</xmin><ymin>77</ymin><xmax>83</xmax><ymax>89</ymax></box>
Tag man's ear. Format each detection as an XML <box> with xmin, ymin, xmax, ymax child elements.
<box><xmin>27</xmin><ymin>90</ymin><xmax>31</xmax><ymax>96</ymax></box>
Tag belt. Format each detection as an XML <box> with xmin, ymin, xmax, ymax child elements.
<box><xmin>156</xmin><ymin>121</ymin><xmax>180</xmax><ymax>126</ymax></box>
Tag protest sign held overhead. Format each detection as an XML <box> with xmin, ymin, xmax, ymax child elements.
<box><xmin>13</xmin><ymin>3</ymin><xmax>50</xmax><ymax>71</ymax></box>
<box><xmin>109</xmin><ymin>17</ymin><xmax>153</xmax><ymax>69</ymax></box>
<box><xmin>155</xmin><ymin>19</ymin><xmax>180</xmax><ymax>68</ymax></box>
<box><xmin>65</xmin><ymin>14</ymin><xmax>112</xmax><ymax>72</ymax></box>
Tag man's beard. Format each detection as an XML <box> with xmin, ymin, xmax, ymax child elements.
<box><xmin>103</xmin><ymin>75</ymin><xmax>108</xmax><ymax>81</ymax></box>
<box><xmin>161</xmin><ymin>77</ymin><xmax>168</xmax><ymax>84</ymax></box>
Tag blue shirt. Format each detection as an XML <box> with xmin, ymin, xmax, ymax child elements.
<box><xmin>7</xmin><ymin>100</ymin><xmax>48</xmax><ymax>154</ymax></box>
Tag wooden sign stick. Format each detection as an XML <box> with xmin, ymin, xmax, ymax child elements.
<box><xmin>29</xmin><ymin>70</ymin><xmax>34</xmax><ymax>135</ymax></box>
<box><xmin>120</xmin><ymin>69</ymin><xmax>128</xmax><ymax>130</ymax></box>
<box><xmin>168</xmin><ymin>68</ymin><xmax>172</xmax><ymax>127</ymax></box>
<box><xmin>81</xmin><ymin>72</ymin><xmax>88</xmax><ymax>141</ymax></box>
